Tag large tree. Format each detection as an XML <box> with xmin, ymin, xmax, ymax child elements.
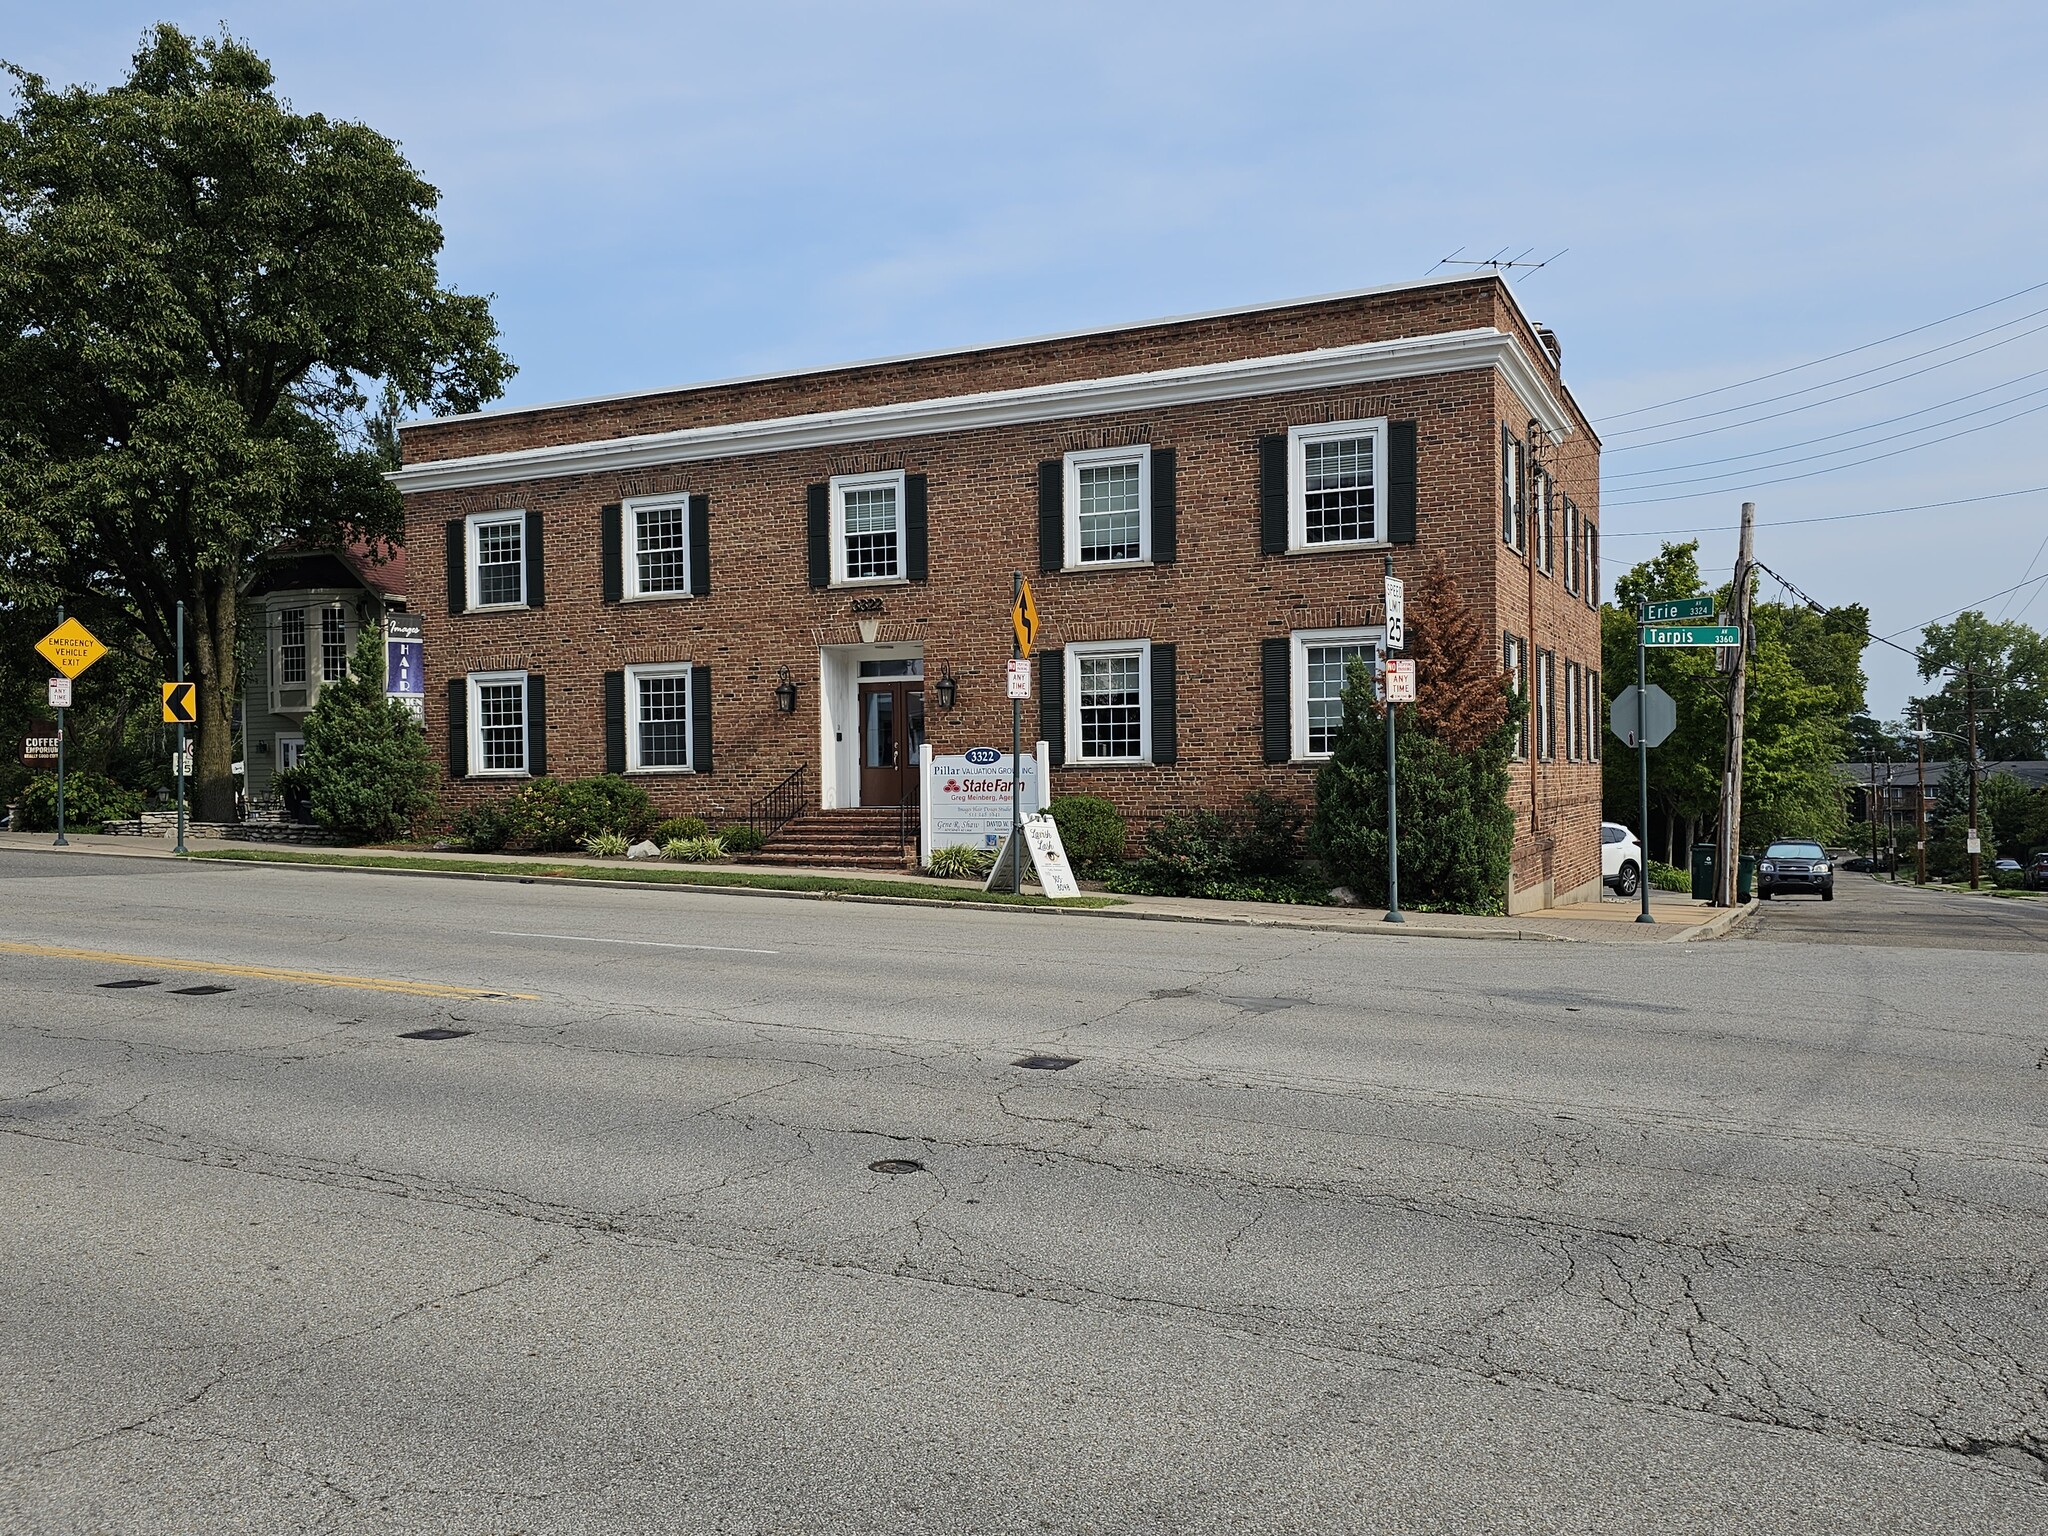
<box><xmin>1910</xmin><ymin>613</ymin><xmax>2048</xmax><ymax>761</ymax></box>
<box><xmin>0</xmin><ymin>26</ymin><xmax>510</xmax><ymax>818</ymax></box>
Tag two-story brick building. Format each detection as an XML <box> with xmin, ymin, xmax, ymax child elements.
<box><xmin>391</xmin><ymin>271</ymin><xmax>1604</xmax><ymax>910</ymax></box>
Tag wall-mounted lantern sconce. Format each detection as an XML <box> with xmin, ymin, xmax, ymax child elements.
<box><xmin>256</xmin><ymin>741</ymin><xmax>270</xmax><ymax>756</ymax></box>
<box><xmin>934</xmin><ymin>664</ymin><xmax>959</xmax><ymax>711</ymax></box>
<box><xmin>773</xmin><ymin>666</ymin><xmax>799</xmax><ymax>714</ymax></box>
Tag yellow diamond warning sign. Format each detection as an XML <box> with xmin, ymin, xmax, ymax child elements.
<box><xmin>1011</xmin><ymin>580</ymin><xmax>1040</xmax><ymax>655</ymax></box>
<box><xmin>36</xmin><ymin>617</ymin><xmax>108</xmax><ymax>680</ymax></box>
<box><xmin>162</xmin><ymin>682</ymin><xmax>198</xmax><ymax>725</ymax></box>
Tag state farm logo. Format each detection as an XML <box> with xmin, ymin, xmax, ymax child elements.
<box><xmin>944</xmin><ymin>779</ymin><xmax>961</xmax><ymax>793</ymax></box>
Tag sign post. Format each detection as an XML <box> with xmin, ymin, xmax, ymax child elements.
<box><xmin>1630</xmin><ymin>602</ymin><xmax>1744</xmax><ymax>922</ymax></box>
<box><xmin>1634</xmin><ymin>627</ymin><xmax>1653</xmax><ymax>922</ymax></box>
<box><xmin>1009</xmin><ymin>576</ymin><xmax>1040</xmax><ymax>895</ymax></box>
<box><xmin>1383</xmin><ymin>560</ymin><xmax>1404</xmax><ymax>924</ymax></box>
<box><xmin>172</xmin><ymin>602</ymin><xmax>188</xmax><ymax>854</ymax></box>
<box><xmin>35</xmin><ymin>613</ymin><xmax>108</xmax><ymax>848</ymax></box>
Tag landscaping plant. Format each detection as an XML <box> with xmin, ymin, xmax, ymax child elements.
<box><xmin>298</xmin><ymin>629</ymin><xmax>439</xmax><ymax>844</ymax></box>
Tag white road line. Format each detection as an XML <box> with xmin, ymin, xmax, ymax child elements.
<box><xmin>488</xmin><ymin>930</ymin><xmax>779</xmax><ymax>955</ymax></box>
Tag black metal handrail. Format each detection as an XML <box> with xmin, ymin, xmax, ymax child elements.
<box><xmin>899</xmin><ymin>779</ymin><xmax>920</xmax><ymax>849</ymax></box>
<box><xmin>746</xmin><ymin>763</ymin><xmax>809</xmax><ymax>840</ymax></box>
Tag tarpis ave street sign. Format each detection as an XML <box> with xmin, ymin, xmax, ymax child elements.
<box><xmin>36</xmin><ymin>617</ymin><xmax>107</xmax><ymax>680</ymax></box>
<box><xmin>1639</xmin><ymin>596</ymin><xmax>1717</xmax><ymax>624</ymax></box>
<box><xmin>1643</xmin><ymin>625</ymin><xmax>1741</xmax><ymax>648</ymax></box>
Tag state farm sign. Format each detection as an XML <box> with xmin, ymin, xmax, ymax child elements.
<box><xmin>927</xmin><ymin>747</ymin><xmax>1043</xmax><ymax>851</ymax></box>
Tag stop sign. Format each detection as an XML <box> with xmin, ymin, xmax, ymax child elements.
<box><xmin>1610</xmin><ymin>684</ymin><xmax>1676</xmax><ymax>749</ymax></box>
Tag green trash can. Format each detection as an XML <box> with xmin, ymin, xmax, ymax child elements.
<box><xmin>1691</xmin><ymin>843</ymin><xmax>1716</xmax><ymax>901</ymax></box>
<box><xmin>1737</xmin><ymin>853</ymin><xmax>1756</xmax><ymax>903</ymax></box>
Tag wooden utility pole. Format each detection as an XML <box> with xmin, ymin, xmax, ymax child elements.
<box><xmin>1966</xmin><ymin>660</ymin><xmax>1981</xmax><ymax>891</ymax></box>
<box><xmin>1915</xmin><ymin>714</ymin><xmax>1927</xmax><ymax>884</ymax></box>
<box><xmin>1716</xmin><ymin>502</ymin><xmax>1756</xmax><ymax>906</ymax></box>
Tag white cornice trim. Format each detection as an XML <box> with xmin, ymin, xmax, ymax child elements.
<box><xmin>388</xmin><ymin>329</ymin><xmax>1572</xmax><ymax>495</ymax></box>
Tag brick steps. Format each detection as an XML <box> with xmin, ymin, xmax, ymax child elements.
<box><xmin>738</xmin><ymin>808</ymin><xmax>914</xmax><ymax>871</ymax></box>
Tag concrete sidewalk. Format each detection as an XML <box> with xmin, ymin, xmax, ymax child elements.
<box><xmin>0</xmin><ymin>830</ymin><xmax>1752</xmax><ymax>943</ymax></box>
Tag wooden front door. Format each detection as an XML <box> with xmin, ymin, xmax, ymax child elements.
<box><xmin>858</xmin><ymin>681</ymin><xmax>924</xmax><ymax>807</ymax></box>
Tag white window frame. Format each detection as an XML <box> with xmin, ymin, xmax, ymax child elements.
<box><xmin>467</xmin><ymin>670</ymin><xmax>530</xmax><ymax>778</ymax></box>
<box><xmin>1502</xmin><ymin>433</ymin><xmax>1524</xmax><ymax>552</ymax></box>
<box><xmin>622</xmin><ymin>493</ymin><xmax>694</xmax><ymax>601</ymax></box>
<box><xmin>1504</xmin><ymin>633</ymin><xmax>1527</xmax><ymax>761</ymax></box>
<box><xmin>1288</xmin><ymin>418</ymin><xmax>1388</xmax><ymax>553</ymax></box>
<box><xmin>1064</xmin><ymin>639</ymin><xmax>1151</xmax><ymax>766</ymax></box>
<box><xmin>1062</xmin><ymin>445</ymin><xmax>1151</xmax><ymax>569</ymax></box>
<box><xmin>830</xmin><ymin>470</ymin><xmax>907</xmax><ymax>587</ymax></box>
<box><xmin>1290</xmin><ymin>625</ymin><xmax>1386</xmax><ymax>761</ymax></box>
<box><xmin>466</xmin><ymin>510</ymin><xmax>527</xmax><ymax>611</ymax></box>
<box><xmin>1565</xmin><ymin>661</ymin><xmax>1580</xmax><ymax>761</ymax></box>
<box><xmin>1536</xmin><ymin>650</ymin><xmax>1555</xmax><ymax>762</ymax></box>
<box><xmin>625</xmin><ymin>662</ymin><xmax>695</xmax><ymax>774</ymax></box>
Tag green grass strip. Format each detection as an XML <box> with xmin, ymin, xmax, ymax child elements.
<box><xmin>187</xmin><ymin>847</ymin><xmax>1120</xmax><ymax>908</ymax></box>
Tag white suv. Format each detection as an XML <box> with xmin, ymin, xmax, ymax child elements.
<box><xmin>1601</xmin><ymin>822</ymin><xmax>1643</xmax><ymax>898</ymax></box>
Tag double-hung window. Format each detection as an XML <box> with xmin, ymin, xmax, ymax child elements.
<box><xmin>277</xmin><ymin>608</ymin><xmax>308</xmax><ymax>686</ymax></box>
<box><xmin>1292</xmin><ymin>627</ymin><xmax>1383</xmax><ymax>759</ymax></box>
<box><xmin>320</xmin><ymin>607</ymin><xmax>350</xmax><ymax>682</ymax></box>
<box><xmin>1563</xmin><ymin>501</ymin><xmax>1580</xmax><ymax>595</ymax></box>
<box><xmin>832</xmin><ymin>471</ymin><xmax>905</xmax><ymax>584</ymax></box>
<box><xmin>1289</xmin><ymin>419</ymin><xmax>1385</xmax><ymax>550</ymax></box>
<box><xmin>1067</xmin><ymin>640</ymin><xmax>1150</xmax><ymax>763</ymax></box>
<box><xmin>627</xmin><ymin>663</ymin><xmax>694</xmax><ymax>773</ymax></box>
<box><xmin>1589</xmin><ymin>670</ymin><xmax>1601</xmax><ymax>758</ymax></box>
<box><xmin>1065</xmin><ymin>447</ymin><xmax>1150</xmax><ymax>566</ymax></box>
<box><xmin>1503</xmin><ymin>633</ymin><xmax>1527</xmax><ymax>760</ymax></box>
<box><xmin>1501</xmin><ymin>431</ymin><xmax>1524</xmax><ymax>552</ymax></box>
<box><xmin>625</xmin><ymin>495</ymin><xmax>691</xmax><ymax>598</ymax></box>
<box><xmin>468</xmin><ymin>512</ymin><xmax>526</xmax><ymax>608</ymax></box>
<box><xmin>1584</xmin><ymin>521</ymin><xmax>1599</xmax><ymax>607</ymax></box>
<box><xmin>1535</xmin><ymin>470</ymin><xmax>1554</xmax><ymax>574</ymax></box>
<box><xmin>1564</xmin><ymin>661</ymin><xmax>1580</xmax><ymax>760</ymax></box>
<box><xmin>469</xmin><ymin>671</ymin><xmax>529</xmax><ymax>776</ymax></box>
<box><xmin>1535</xmin><ymin>649</ymin><xmax>1555</xmax><ymax>761</ymax></box>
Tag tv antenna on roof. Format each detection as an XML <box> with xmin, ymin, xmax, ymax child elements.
<box><xmin>1427</xmin><ymin>247</ymin><xmax>1568</xmax><ymax>276</ymax></box>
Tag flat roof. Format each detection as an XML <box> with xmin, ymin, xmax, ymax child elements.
<box><xmin>402</xmin><ymin>269</ymin><xmax>1541</xmax><ymax>432</ymax></box>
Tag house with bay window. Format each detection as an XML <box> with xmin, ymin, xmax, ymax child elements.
<box><xmin>392</xmin><ymin>271</ymin><xmax>1604</xmax><ymax>910</ymax></box>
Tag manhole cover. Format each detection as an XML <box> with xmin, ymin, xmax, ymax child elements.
<box><xmin>868</xmin><ymin>1158</ymin><xmax>925</xmax><ymax>1175</ymax></box>
<box><xmin>171</xmin><ymin>984</ymin><xmax>234</xmax><ymax>996</ymax></box>
<box><xmin>1014</xmin><ymin>1055</ymin><xmax>1080</xmax><ymax>1071</ymax></box>
<box><xmin>399</xmin><ymin>1027</ymin><xmax>472</xmax><ymax>1041</ymax></box>
<box><xmin>98</xmin><ymin>979</ymin><xmax>159</xmax><ymax>989</ymax></box>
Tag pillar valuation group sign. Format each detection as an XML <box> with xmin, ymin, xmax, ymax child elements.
<box><xmin>926</xmin><ymin>745</ymin><xmax>1044</xmax><ymax>852</ymax></box>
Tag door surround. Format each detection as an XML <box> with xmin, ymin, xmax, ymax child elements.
<box><xmin>818</xmin><ymin>641</ymin><xmax>925</xmax><ymax>809</ymax></box>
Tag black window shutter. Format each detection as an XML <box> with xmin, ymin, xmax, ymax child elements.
<box><xmin>806</xmin><ymin>483</ymin><xmax>830</xmax><ymax>588</ymax></box>
<box><xmin>1040</xmin><ymin>648</ymin><xmax>1065</xmax><ymax>765</ymax></box>
<box><xmin>1501</xmin><ymin>424</ymin><xmax>1514</xmax><ymax>546</ymax></box>
<box><xmin>445</xmin><ymin>520</ymin><xmax>467</xmax><ymax>616</ymax></box>
<box><xmin>1259</xmin><ymin>435</ymin><xmax>1288</xmax><ymax>555</ymax></box>
<box><xmin>1151</xmin><ymin>448</ymin><xmax>1176</xmax><ymax>564</ymax></box>
<box><xmin>604</xmin><ymin>670</ymin><xmax>627</xmax><ymax>774</ymax></box>
<box><xmin>1261</xmin><ymin>637</ymin><xmax>1292</xmax><ymax>763</ymax></box>
<box><xmin>1387</xmin><ymin>422</ymin><xmax>1418</xmax><ymax>545</ymax></box>
<box><xmin>600</xmin><ymin>504</ymin><xmax>623</xmax><ymax>604</ymax></box>
<box><xmin>1038</xmin><ymin>460</ymin><xmax>1063</xmax><ymax>573</ymax></box>
<box><xmin>1150</xmin><ymin>642</ymin><xmax>1177</xmax><ymax>766</ymax></box>
<box><xmin>446</xmin><ymin>677</ymin><xmax>467</xmax><ymax>777</ymax></box>
<box><xmin>526</xmin><ymin>673</ymin><xmax>547</xmax><ymax>776</ymax></box>
<box><xmin>690</xmin><ymin>666</ymin><xmax>713</xmax><ymax>773</ymax></box>
<box><xmin>904</xmin><ymin>474</ymin><xmax>928</xmax><ymax>582</ymax></box>
<box><xmin>689</xmin><ymin>494</ymin><xmax>711</xmax><ymax>597</ymax></box>
<box><xmin>524</xmin><ymin>510</ymin><xmax>545</xmax><ymax>608</ymax></box>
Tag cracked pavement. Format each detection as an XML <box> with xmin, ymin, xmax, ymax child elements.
<box><xmin>1</xmin><ymin>851</ymin><xmax>2044</xmax><ymax>1533</ymax></box>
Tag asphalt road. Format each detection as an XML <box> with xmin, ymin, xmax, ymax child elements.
<box><xmin>1746</xmin><ymin>869</ymin><xmax>2048</xmax><ymax>950</ymax></box>
<box><xmin>1</xmin><ymin>850</ymin><xmax>2044</xmax><ymax>1534</ymax></box>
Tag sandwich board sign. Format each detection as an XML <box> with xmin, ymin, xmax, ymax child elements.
<box><xmin>985</xmin><ymin>814</ymin><xmax>1081</xmax><ymax>899</ymax></box>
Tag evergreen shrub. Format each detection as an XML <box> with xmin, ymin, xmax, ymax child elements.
<box><xmin>1045</xmin><ymin>795</ymin><xmax>1127</xmax><ymax>873</ymax></box>
<box><xmin>299</xmin><ymin>629</ymin><xmax>439</xmax><ymax>844</ymax></box>
<box><xmin>719</xmin><ymin>823</ymin><xmax>767</xmax><ymax>853</ymax></box>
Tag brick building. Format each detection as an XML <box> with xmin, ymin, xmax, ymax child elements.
<box><xmin>392</xmin><ymin>271</ymin><xmax>1604</xmax><ymax>910</ymax></box>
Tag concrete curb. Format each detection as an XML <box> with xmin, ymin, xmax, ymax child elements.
<box><xmin>1674</xmin><ymin>898</ymin><xmax>1760</xmax><ymax>942</ymax></box>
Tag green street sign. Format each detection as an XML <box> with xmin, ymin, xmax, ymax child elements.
<box><xmin>1642</xmin><ymin>625</ymin><xmax>1741</xmax><ymax>648</ymax></box>
<box><xmin>1639</xmin><ymin>597</ymin><xmax>1717</xmax><ymax>623</ymax></box>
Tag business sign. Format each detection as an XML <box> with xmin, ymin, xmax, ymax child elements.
<box><xmin>985</xmin><ymin>815</ymin><xmax>1082</xmax><ymax>900</ymax></box>
<box><xmin>47</xmin><ymin>677</ymin><xmax>71</xmax><ymax>709</ymax></box>
<box><xmin>385</xmin><ymin>614</ymin><xmax>425</xmax><ymax>719</ymax></box>
<box><xmin>928</xmin><ymin>747</ymin><xmax>1042</xmax><ymax>851</ymax></box>
<box><xmin>1384</xmin><ymin>576</ymin><xmax>1405</xmax><ymax>651</ymax></box>
<box><xmin>1642</xmin><ymin>625</ymin><xmax>1742</xmax><ymax>648</ymax></box>
<box><xmin>1005</xmin><ymin>658</ymin><xmax>1031</xmax><ymax>699</ymax></box>
<box><xmin>1639</xmin><ymin>597</ymin><xmax>1717</xmax><ymax>624</ymax></box>
<box><xmin>22</xmin><ymin>734</ymin><xmax>60</xmax><ymax>763</ymax></box>
<box><xmin>1383</xmin><ymin>657</ymin><xmax>1417</xmax><ymax>702</ymax></box>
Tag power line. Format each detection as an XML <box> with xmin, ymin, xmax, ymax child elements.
<box><xmin>1605</xmin><ymin>394</ymin><xmax>2048</xmax><ymax>506</ymax></box>
<box><xmin>1879</xmin><ymin>571</ymin><xmax>2048</xmax><ymax>640</ymax></box>
<box><xmin>1996</xmin><ymin>528</ymin><xmax>2048</xmax><ymax>620</ymax></box>
<box><xmin>1597</xmin><ymin>277</ymin><xmax>2048</xmax><ymax>423</ymax></box>
<box><xmin>1605</xmin><ymin>311</ymin><xmax>2048</xmax><ymax>448</ymax></box>
<box><xmin>1601</xmin><ymin>484</ymin><xmax>2048</xmax><ymax>540</ymax></box>
<box><xmin>1602</xmin><ymin>364</ymin><xmax>2048</xmax><ymax>480</ymax></box>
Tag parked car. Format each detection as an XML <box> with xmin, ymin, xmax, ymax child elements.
<box><xmin>1758</xmin><ymin>840</ymin><xmax>1834</xmax><ymax>901</ymax></box>
<box><xmin>1994</xmin><ymin>858</ymin><xmax>2022</xmax><ymax>874</ymax></box>
<box><xmin>2027</xmin><ymin>853</ymin><xmax>2048</xmax><ymax>891</ymax></box>
<box><xmin>1601</xmin><ymin>822</ymin><xmax>1643</xmax><ymax>898</ymax></box>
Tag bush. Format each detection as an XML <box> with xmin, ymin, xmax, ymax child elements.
<box><xmin>571</xmin><ymin>775</ymin><xmax>653</xmax><ymax>840</ymax></box>
<box><xmin>1648</xmin><ymin>861</ymin><xmax>1690</xmax><ymax>892</ymax></box>
<box><xmin>507</xmin><ymin>775</ymin><xmax>651</xmax><ymax>852</ymax></box>
<box><xmin>1100</xmin><ymin>863</ymin><xmax>1330</xmax><ymax>904</ymax></box>
<box><xmin>1234</xmin><ymin>791</ymin><xmax>1308</xmax><ymax>877</ymax></box>
<box><xmin>1111</xmin><ymin>792</ymin><xmax>1313</xmax><ymax>897</ymax></box>
<box><xmin>13</xmin><ymin>770</ymin><xmax>144</xmax><ymax>832</ymax></box>
<box><xmin>581</xmin><ymin>830</ymin><xmax>630</xmax><ymax>857</ymax></box>
<box><xmin>719</xmin><ymin>823</ymin><xmax>767</xmax><ymax>854</ymax></box>
<box><xmin>661</xmin><ymin>834</ymin><xmax>728</xmax><ymax>862</ymax></box>
<box><xmin>651</xmin><ymin>815</ymin><xmax>711</xmax><ymax>845</ymax></box>
<box><xmin>1045</xmin><ymin>795</ymin><xmax>1127</xmax><ymax>874</ymax></box>
<box><xmin>452</xmin><ymin>801</ymin><xmax>513</xmax><ymax>852</ymax></box>
<box><xmin>299</xmin><ymin>629</ymin><xmax>439</xmax><ymax>844</ymax></box>
<box><xmin>926</xmin><ymin>843</ymin><xmax>996</xmax><ymax>879</ymax></box>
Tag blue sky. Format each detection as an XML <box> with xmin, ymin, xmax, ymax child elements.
<box><xmin>13</xmin><ymin>1</ymin><xmax>2048</xmax><ymax>721</ymax></box>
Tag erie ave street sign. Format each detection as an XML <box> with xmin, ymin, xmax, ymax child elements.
<box><xmin>1610</xmin><ymin>683</ymin><xmax>1677</xmax><ymax>748</ymax></box>
<box><xmin>1643</xmin><ymin>625</ymin><xmax>1741</xmax><ymax>648</ymax></box>
<box><xmin>1639</xmin><ymin>597</ymin><xmax>1717</xmax><ymax>624</ymax></box>
<box><xmin>36</xmin><ymin>617</ymin><xmax>108</xmax><ymax>679</ymax></box>
<box><xmin>161</xmin><ymin>681</ymin><xmax>198</xmax><ymax>725</ymax></box>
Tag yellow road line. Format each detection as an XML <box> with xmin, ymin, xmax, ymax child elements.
<box><xmin>0</xmin><ymin>940</ymin><xmax>536</xmax><ymax>1001</ymax></box>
